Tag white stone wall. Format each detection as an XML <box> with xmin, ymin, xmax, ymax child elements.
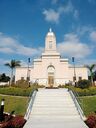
<box><xmin>69</xmin><ymin>67</ymin><xmax>88</xmax><ymax>82</ymax></box>
<box><xmin>15</xmin><ymin>58</ymin><xmax>88</xmax><ymax>87</ymax></box>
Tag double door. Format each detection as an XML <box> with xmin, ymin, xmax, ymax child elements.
<box><xmin>48</xmin><ymin>76</ymin><xmax>54</xmax><ymax>87</ymax></box>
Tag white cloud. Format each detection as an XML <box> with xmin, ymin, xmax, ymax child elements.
<box><xmin>20</xmin><ymin>60</ymin><xmax>28</xmax><ymax>67</ymax></box>
<box><xmin>77</xmin><ymin>58</ymin><xmax>96</xmax><ymax>65</ymax></box>
<box><xmin>43</xmin><ymin>1</ymin><xmax>74</xmax><ymax>23</ymax></box>
<box><xmin>0</xmin><ymin>33</ymin><xmax>44</xmax><ymax>56</ymax></box>
<box><xmin>0</xmin><ymin>32</ymin><xmax>3</xmax><ymax>35</ymax></box>
<box><xmin>76</xmin><ymin>26</ymin><xmax>96</xmax><ymax>37</ymax></box>
<box><xmin>43</xmin><ymin>9</ymin><xmax>60</xmax><ymax>23</ymax></box>
<box><xmin>0</xmin><ymin>58</ymin><xmax>10</xmax><ymax>65</ymax></box>
<box><xmin>57</xmin><ymin>33</ymin><xmax>91</xmax><ymax>58</ymax></box>
<box><xmin>0</xmin><ymin>47</ymin><xmax>14</xmax><ymax>53</ymax></box>
<box><xmin>58</xmin><ymin>1</ymin><xmax>73</xmax><ymax>13</ymax></box>
<box><xmin>90</xmin><ymin>31</ymin><xmax>96</xmax><ymax>42</ymax></box>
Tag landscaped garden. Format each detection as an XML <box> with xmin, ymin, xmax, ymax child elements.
<box><xmin>0</xmin><ymin>86</ymin><xmax>34</xmax><ymax>97</ymax></box>
<box><xmin>0</xmin><ymin>80</ymin><xmax>39</xmax><ymax>128</ymax></box>
<box><xmin>0</xmin><ymin>95</ymin><xmax>29</xmax><ymax>116</ymax></box>
<box><xmin>0</xmin><ymin>78</ymin><xmax>96</xmax><ymax>127</ymax></box>
<box><xmin>64</xmin><ymin>80</ymin><xmax>96</xmax><ymax>117</ymax></box>
<box><xmin>0</xmin><ymin>83</ymin><xmax>96</xmax><ymax>116</ymax></box>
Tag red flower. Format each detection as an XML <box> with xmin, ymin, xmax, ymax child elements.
<box><xmin>85</xmin><ymin>115</ymin><xmax>96</xmax><ymax>128</ymax></box>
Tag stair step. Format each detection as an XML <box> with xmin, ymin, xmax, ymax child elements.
<box><xmin>24</xmin><ymin>89</ymin><xmax>88</xmax><ymax>128</ymax></box>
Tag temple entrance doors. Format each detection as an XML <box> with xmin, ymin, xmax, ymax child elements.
<box><xmin>47</xmin><ymin>65</ymin><xmax>55</xmax><ymax>87</ymax></box>
<box><xmin>48</xmin><ymin>74</ymin><xmax>54</xmax><ymax>87</ymax></box>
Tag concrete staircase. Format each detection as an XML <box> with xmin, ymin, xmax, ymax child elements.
<box><xmin>24</xmin><ymin>89</ymin><xmax>88</xmax><ymax>128</ymax></box>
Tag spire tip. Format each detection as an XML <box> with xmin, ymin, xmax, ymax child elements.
<box><xmin>49</xmin><ymin>28</ymin><xmax>52</xmax><ymax>32</ymax></box>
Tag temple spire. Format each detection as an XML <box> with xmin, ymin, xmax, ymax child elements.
<box><xmin>49</xmin><ymin>28</ymin><xmax>52</xmax><ymax>32</ymax></box>
<box><xmin>45</xmin><ymin>28</ymin><xmax>56</xmax><ymax>52</ymax></box>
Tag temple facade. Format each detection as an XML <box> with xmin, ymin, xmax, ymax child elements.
<box><xmin>15</xmin><ymin>29</ymin><xmax>88</xmax><ymax>87</ymax></box>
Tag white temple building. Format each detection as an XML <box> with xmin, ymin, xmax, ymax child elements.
<box><xmin>15</xmin><ymin>29</ymin><xmax>88</xmax><ymax>87</ymax></box>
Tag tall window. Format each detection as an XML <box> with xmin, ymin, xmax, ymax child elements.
<box><xmin>49</xmin><ymin>41</ymin><xmax>52</xmax><ymax>49</ymax></box>
<box><xmin>79</xmin><ymin>76</ymin><xmax>82</xmax><ymax>81</ymax></box>
<box><xmin>73</xmin><ymin>76</ymin><xmax>76</xmax><ymax>81</ymax></box>
<box><xmin>21</xmin><ymin>77</ymin><xmax>24</xmax><ymax>80</ymax></box>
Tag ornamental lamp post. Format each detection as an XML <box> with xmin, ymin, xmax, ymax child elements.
<box><xmin>72</xmin><ymin>57</ymin><xmax>77</xmax><ymax>86</ymax></box>
<box><xmin>0</xmin><ymin>99</ymin><xmax>5</xmax><ymax>122</ymax></box>
<box><xmin>27</xmin><ymin>58</ymin><xmax>31</xmax><ymax>86</ymax></box>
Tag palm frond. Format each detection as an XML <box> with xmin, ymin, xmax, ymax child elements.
<box><xmin>86</xmin><ymin>64</ymin><xmax>96</xmax><ymax>72</ymax></box>
<box><xmin>5</xmin><ymin>63</ymin><xmax>11</xmax><ymax>67</ymax></box>
<box><xmin>5</xmin><ymin>60</ymin><xmax>21</xmax><ymax>69</ymax></box>
<box><xmin>90</xmin><ymin>64</ymin><xmax>96</xmax><ymax>71</ymax></box>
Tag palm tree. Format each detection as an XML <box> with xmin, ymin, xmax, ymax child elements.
<box><xmin>86</xmin><ymin>64</ymin><xmax>96</xmax><ymax>86</ymax></box>
<box><xmin>5</xmin><ymin>59</ymin><xmax>21</xmax><ymax>85</ymax></box>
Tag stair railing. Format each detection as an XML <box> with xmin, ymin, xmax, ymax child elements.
<box><xmin>69</xmin><ymin>89</ymin><xmax>86</xmax><ymax>120</ymax></box>
<box><xmin>24</xmin><ymin>90</ymin><xmax>37</xmax><ymax>120</ymax></box>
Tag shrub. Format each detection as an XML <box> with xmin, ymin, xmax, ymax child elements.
<box><xmin>15</xmin><ymin>79</ymin><xmax>29</xmax><ymax>88</ymax></box>
<box><xmin>0</xmin><ymin>115</ymin><xmax>26</xmax><ymax>128</ymax></box>
<box><xmin>32</xmin><ymin>83</ymin><xmax>45</xmax><ymax>88</ymax></box>
<box><xmin>10</xmin><ymin>116</ymin><xmax>26</xmax><ymax>128</ymax></box>
<box><xmin>66</xmin><ymin>86</ymin><xmax>96</xmax><ymax>96</ymax></box>
<box><xmin>58</xmin><ymin>84</ymin><xmax>68</xmax><ymax>88</ymax></box>
<box><xmin>0</xmin><ymin>85</ymin><xmax>9</xmax><ymax>88</ymax></box>
<box><xmin>0</xmin><ymin>122</ymin><xmax>10</xmax><ymax>128</ymax></box>
<box><xmin>77</xmin><ymin>79</ymin><xmax>91</xmax><ymax>89</ymax></box>
<box><xmin>0</xmin><ymin>73</ymin><xmax>10</xmax><ymax>82</ymax></box>
<box><xmin>0</xmin><ymin>87</ymin><xmax>34</xmax><ymax>96</ymax></box>
<box><xmin>85</xmin><ymin>115</ymin><xmax>96</xmax><ymax>128</ymax></box>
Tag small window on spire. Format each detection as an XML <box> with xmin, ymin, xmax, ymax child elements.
<box><xmin>49</xmin><ymin>41</ymin><xmax>52</xmax><ymax>49</ymax></box>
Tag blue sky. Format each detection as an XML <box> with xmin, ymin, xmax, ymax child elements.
<box><xmin>0</xmin><ymin>0</ymin><xmax>96</xmax><ymax>75</ymax></box>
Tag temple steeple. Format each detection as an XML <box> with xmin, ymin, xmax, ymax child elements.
<box><xmin>45</xmin><ymin>28</ymin><xmax>57</xmax><ymax>53</ymax></box>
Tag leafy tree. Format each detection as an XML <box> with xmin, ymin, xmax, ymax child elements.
<box><xmin>86</xmin><ymin>64</ymin><xmax>96</xmax><ymax>86</ymax></box>
<box><xmin>0</xmin><ymin>73</ymin><xmax>10</xmax><ymax>82</ymax></box>
<box><xmin>5</xmin><ymin>60</ymin><xmax>21</xmax><ymax>84</ymax></box>
<box><xmin>93</xmin><ymin>71</ymin><xmax>96</xmax><ymax>81</ymax></box>
<box><xmin>78</xmin><ymin>79</ymin><xmax>90</xmax><ymax>89</ymax></box>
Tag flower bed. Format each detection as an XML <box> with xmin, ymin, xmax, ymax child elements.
<box><xmin>0</xmin><ymin>113</ymin><xmax>26</xmax><ymax>128</ymax></box>
<box><xmin>85</xmin><ymin>114</ymin><xmax>96</xmax><ymax>128</ymax></box>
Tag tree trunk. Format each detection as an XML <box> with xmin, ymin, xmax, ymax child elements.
<box><xmin>91</xmin><ymin>73</ymin><xmax>94</xmax><ymax>86</ymax></box>
<box><xmin>10</xmin><ymin>68</ymin><xmax>13</xmax><ymax>86</ymax></box>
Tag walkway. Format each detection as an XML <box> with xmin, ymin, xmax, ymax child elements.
<box><xmin>24</xmin><ymin>89</ymin><xmax>88</xmax><ymax>128</ymax></box>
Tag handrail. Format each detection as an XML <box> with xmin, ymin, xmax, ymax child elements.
<box><xmin>69</xmin><ymin>90</ymin><xmax>86</xmax><ymax>120</ymax></box>
<box><xmin>24</xmin><ymin>90</ymin><xmax>37</xmax><ymax>120</ymax></box>
<box><xmin>71</xmin><ymin>90</ymin><xmax>82</xmax><ymax>108</ymax></box>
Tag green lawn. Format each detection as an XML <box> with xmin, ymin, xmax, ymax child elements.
<box><xmin>0</xmin><ymin>95</ymin><xmax>29</xmax><ymax>116</ymax></box>
<box><xmin>79</xmin><ymin>96</ymin><xmax>96</xmax><ymax>117</ymax></box>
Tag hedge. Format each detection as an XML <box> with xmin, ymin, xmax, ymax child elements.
<box><xmin>0</xmin><ymin>87</ymin><xmax>35</xmax><ymax>97</ymax></box>
<box><xmin>67</xmin><ymin>86</ymin><xmax>96</xmax><ymax>96</ymax></box>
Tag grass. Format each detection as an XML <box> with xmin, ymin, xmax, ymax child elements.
<box><xmin>0</xmin><ymin>95</ymin><xmax>29</xmax><ymax>116</ymax></box>
<box><xmin>0</xmin><ymin>86</ymin><xmax>96</xmax><ymax>117</ymax></box>
<box><xmin>79</xmin><ymin>96</ymin><xmax>96</xmax><ymax>117</ymax></box>
<box><xmin>0</xmin><ymin>86</ymin><xmax>35</xmax><ymax>96</ymax></box>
